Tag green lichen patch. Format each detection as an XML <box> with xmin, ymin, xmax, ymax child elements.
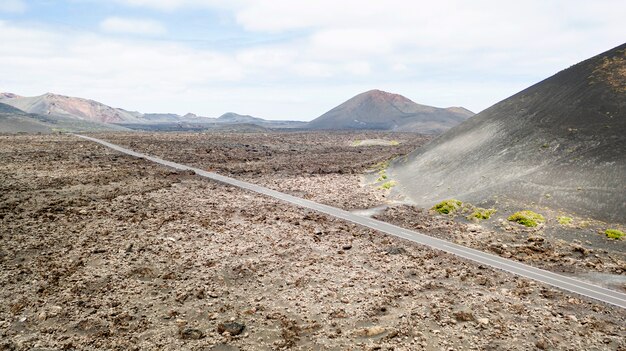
<box><xmin>605</xmin><ymin>229</ymin><xmax>625</xmax><ymax>240</ymax></box>
<box><xmin>432</xmin><ymin>199</ymin><xmax>463</xmax><ymax>215</ymax></box>
<box><xmin>379</xmin><ymin>180</ymin><xmax>397</xmax><ymax>190</ymax></box>
<box><xmin>508</xmin><ymin>210</ymin><xmax>545</xmax><ymax>227</ymax></box>
<box><xmin>557</xmin><ymin>216</ymin><xmax>573</xmax><ymax>225</ymax></box>
<box><xmin>469</xmin><ymin>208</ymin><xmax>497</xmax><ymax>220</ymax></box>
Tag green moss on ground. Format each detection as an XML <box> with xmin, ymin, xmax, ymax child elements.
<box><xmin>469</xmin><ymin>208</ymin><xmax>497</xmax><ymax>220</ymax></box>
<box><xmin>508</xmin><ymin>210</ymin><xmax>545</xmax><ymax>227</ymax></box>
<box><xmin>605</xmin><ymin>229</ymin><xmax>624</xmax><ymax>240</ymax></box>
<box><xmin>557</xmin><ymin>216</ymin><xmax>573</xmax><ymax>225</ymax></box>
<box><xmin>379</xmin><ymin>181</ymin><xmax>396</xmax><ymax>190</ymax></box>
<box><xmin>432</xmin><ymin>199</ymin><xmax>463</xmax><ymax>214</ymax></box>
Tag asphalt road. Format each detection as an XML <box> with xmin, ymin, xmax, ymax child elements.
<box><xmin>75</xmin><ymin>134</ymin><xmax>626</xmax><ymax>309</ymax></box>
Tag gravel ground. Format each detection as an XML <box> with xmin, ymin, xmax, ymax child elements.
<box><xmin>1</xmin><ymin>134</ymin><xmax>625</xmax><ymax>350</ymax></box>
<box><xmin>96</xmin><ymin>131</ymin><xmax>429</xmax><ymax>210</ymax></box>
<box><xmin>97</xmin><ymin>131</ymin><xmax>626</xmax><ymax>279</ymax></box>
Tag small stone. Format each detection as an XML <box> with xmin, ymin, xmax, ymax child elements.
<box><xmin>567</xmin><ymin>315</ymin><xmax>578</xmax><ymax>322</ymax></box>
<box><xmin>342</xmin><ymin>245</ymin><xmax>352</xmax><ymax>250</ymax></box>
<box><xmin>535</xmin><ymin>338</ymin><xmax>549</xmax><ymax>350</ymax></box>
<box><xmin>385</xmin><ymin>247</ymin><xmax>406</xmax><ymax>255</ymax></box>
<box><xmin>179</xmin><ymin>328</ymin><xmax>204</xmax><ymax>340</ymax></box>
<box><xmin>467</xmin><ymin>224</ymin><xmax>481</xmax><ymax>232</ymax></box>
<box><xmin>356</xmin><ymin>326</ymin><xmax>386</xmax><ymax>337</ymax></box>
<box><xmin>477</xmin><ymin>318</ymin><xmax>489</xmax><ymax>325</ymax></box>
<box><xmin>453</xmin><ymin>310</ymin><xmax>475</xmax><ymax>322</ymax></box>
<box><xmin>217</xmin><ymin>322</ymin><xmax>245</xmax><ymax>336</ymax></box>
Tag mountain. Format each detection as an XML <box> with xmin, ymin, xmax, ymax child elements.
<box><xmin>0</xmin><ymin>92</ymin><xmax>143</xmax><ymax>123</ymax></box>
<box><xmin>306</xmin><ymin>90</ymin><xmax>474</xmax><ymax>133</ymax></box>
<box><xmin>218</xmin><ymin>112</ymin><xmax>265</xmax><ymax>124</ymax></box>
<box><xmin>0</xmin><ymin>92</ymin><xmax>307</xmax><ymax>131</ymax></box>
<box><xmin>140</xmin><ymin>113</ymin><xmax>215</xmax><ymax>123</ymax></box>
<box><xmin>0</xmin><ymin>102</ymin><xmax>128</xmax><ymax>133</ymax></box>
<box><xmin>215</xmin><ymin>112</ymin><xmax>306</xmax><ymax>129</ymax></box>
<box><xmin>391</xmin><ymin>43</ymin><xmax>626</xmax><ymax>223</ymax></box>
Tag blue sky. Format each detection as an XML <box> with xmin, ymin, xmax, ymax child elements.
<box><xmin>1</xmin><ymin>0</ymin><xmax>625</xmax><ymax>120</ymax></box>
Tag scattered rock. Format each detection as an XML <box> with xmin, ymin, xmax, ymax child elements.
<box><xmin>476</xmin><ymin>318</ymin><xmax>490</xmax><ymax>326</ymax></box>
<box><xmin>467</xmin><ymin>224</ymin><xmax>481</xmax><ymax>232</ymax></box>
<box><xmin>535</xmin><ymin>338</ymin><xmax>549</xmax><ymax>350</ymax></box>
<box><xmin>453</xmin><ymin>310</ymin><xmax>475</xmax><ymax>322</ymax></box>
<box><xmin>179</xmin><ymin>327</ymin><xmax>204</xmax><ymax>340</ymax></box>
<box><xmin>217</xmin><ymin>322</ymin><xmax>245</xmax><ymax>336</ymax></box>
<box><xmin>355</xmin><ymin>326</ymin><xmax>387</xmax><ymax>337</ymax></box>
<box><xmin>385</xmin><ymin>247</ymin><xmax>406</xmax><ymax>255</ymax></box>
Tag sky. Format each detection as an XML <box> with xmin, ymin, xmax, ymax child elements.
<box><xmin>0</xmin><ymin>0</ymin><xmax>625</xmax><ymax>120</ymax></box>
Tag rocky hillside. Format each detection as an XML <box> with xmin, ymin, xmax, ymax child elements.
<box><xmin>0</xmin><ymin>102</ymin><xmax>127</xmax><ymax>133</ymax></box>
<box><xmin>0</xmin><ymin>93</ymin><xmax>143</xmax><ymax>124</ymax></box>
<box><xmin>307</xmin><ymin>90</ymin><xmax>474</xmax><ymax>134</ymax></box>
<box><xmin>391</xmin><ymin>43</ymin><xmax>626</xmax><ymax>223</ymax></box>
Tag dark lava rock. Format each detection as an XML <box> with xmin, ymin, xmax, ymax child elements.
<box><xmin>179</xmin><ymin>328</ymin><xmax>204</xmax><ymax>340</ymax></box>
<box><xmin>385</xmin><ymin>247</ymin><xmax>406</xmax><ymax>255</ymax></box>
<box><xmin>217</xmin><ymin>322</ymin><xmax>245</xmax><ymax>336</ymax></box>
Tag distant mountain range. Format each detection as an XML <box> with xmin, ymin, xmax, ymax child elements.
<box><xmin>0</xmin><ymin>90</ymin><xmax>472</xmax><ymax>133</ymax></box>
<box><xmin>307</xmin><ymin>89</ymin><xmax>474</xmax><ymax>134</ymax></box>
<box><xmin>0</xmin><ymin>92</ymin><xmax>306</xmax><ymax>132</ymax></box>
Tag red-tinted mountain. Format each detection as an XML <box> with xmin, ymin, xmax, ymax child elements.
<box><xmin>0</xmin><ymin>92</ymin><xmax>142</xmax><ymax>123</ymax></box>
<box><xmin>306</xmin><ymin>90</ymin><xmax>474</xmax><ymax>134</ymax></box>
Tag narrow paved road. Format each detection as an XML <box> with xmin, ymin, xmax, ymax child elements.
<box><xmin>75</xmin><ymin>134</ymin><xmax>626</xmax><ymax>309</ymax></box>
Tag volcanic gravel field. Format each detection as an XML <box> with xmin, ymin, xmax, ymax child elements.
<box><xmin>99</xmin><ymin>132</ymin><xmax>626</xmax><ymax>280</ymax></box>
<box><xmin>1</xmin><ymin>133</ymin><xmax>625</xmax><ymax>350</ymax></box>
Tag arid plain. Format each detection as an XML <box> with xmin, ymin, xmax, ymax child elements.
<box><xmin>1</xmin><ymin>132</ymin><xmax>624</xmax><ymax>350</ymax></box>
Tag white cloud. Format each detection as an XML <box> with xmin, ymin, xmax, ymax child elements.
<box><xmin>109</xmin><ymin>0</ymin><xmax>238</xmax><ymax>11</ymax></box>
<box><xmin>100</xmin><ymin>17</ymin><xmax>167</xmax><ymax>35</ymax></box>
<box><xmin>0</xmin><ymin>21</ymin><xmax>243</xmax><ymax>108</ymax></box>
<box><xmin>2</xmin><ymin>1</ymin><xmax>626</xmax><ymax>119</ymax></box>
<box><xmin>0</xmin><ymin>0</ymin><xmax>26</xmax><ymax>13</ymax></box>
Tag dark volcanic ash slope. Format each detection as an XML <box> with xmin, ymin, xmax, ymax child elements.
<box><xmin>306</xmin><ymin>89</ymin><xmax>473</xmax><ymax>133</ymax></box>
<box><xmin>391</xmin><ymin>43</ymin><xmax>626</xmax><ymax>223</ymax></box>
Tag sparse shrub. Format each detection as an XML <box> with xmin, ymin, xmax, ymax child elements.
<box><xmin>469</xmin><ymin>208</ymin><xmax>497</xmax><ymax>220</ymax></box>
<box><xmin>375</xmin><ymin>160</ymin><xmax>389</xmax><ymax>171</ymax></box>
<box><xmin>376</xmin><ymin>173</ymin><xmax>388</xmax><ymax>182</ymax></box>
<box><xmin>432</xmin><ymin>199</ymin><xmax>462</xmax><ymax>214</ymax></box>
<box><xmin>557</xmin><ymin>216</ymin><xmax>573</xmax><ymax>225</ymax></box>
<box><xmin>389</xmin><ymin>140</ymin><xmax>400</xmax><ymax>146</ymax></box>
<box><xmin>352</xmin><ymin>140</ymin><xmax>362</xmax><ymax>146</ymax></box>
<box><xmin>379</xmin><ymin>181</ymin><xmax>396</xmax><ymax>190</ymax></box>
<box><xmin>508</xmin><ymin>211</ymin><xmax>545</xmax><ymax>227</ymax></box>
<box><xmin>605</xmin><ymin>229</ymin><xmax>624</xmax><ymax>240</ymax></box>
